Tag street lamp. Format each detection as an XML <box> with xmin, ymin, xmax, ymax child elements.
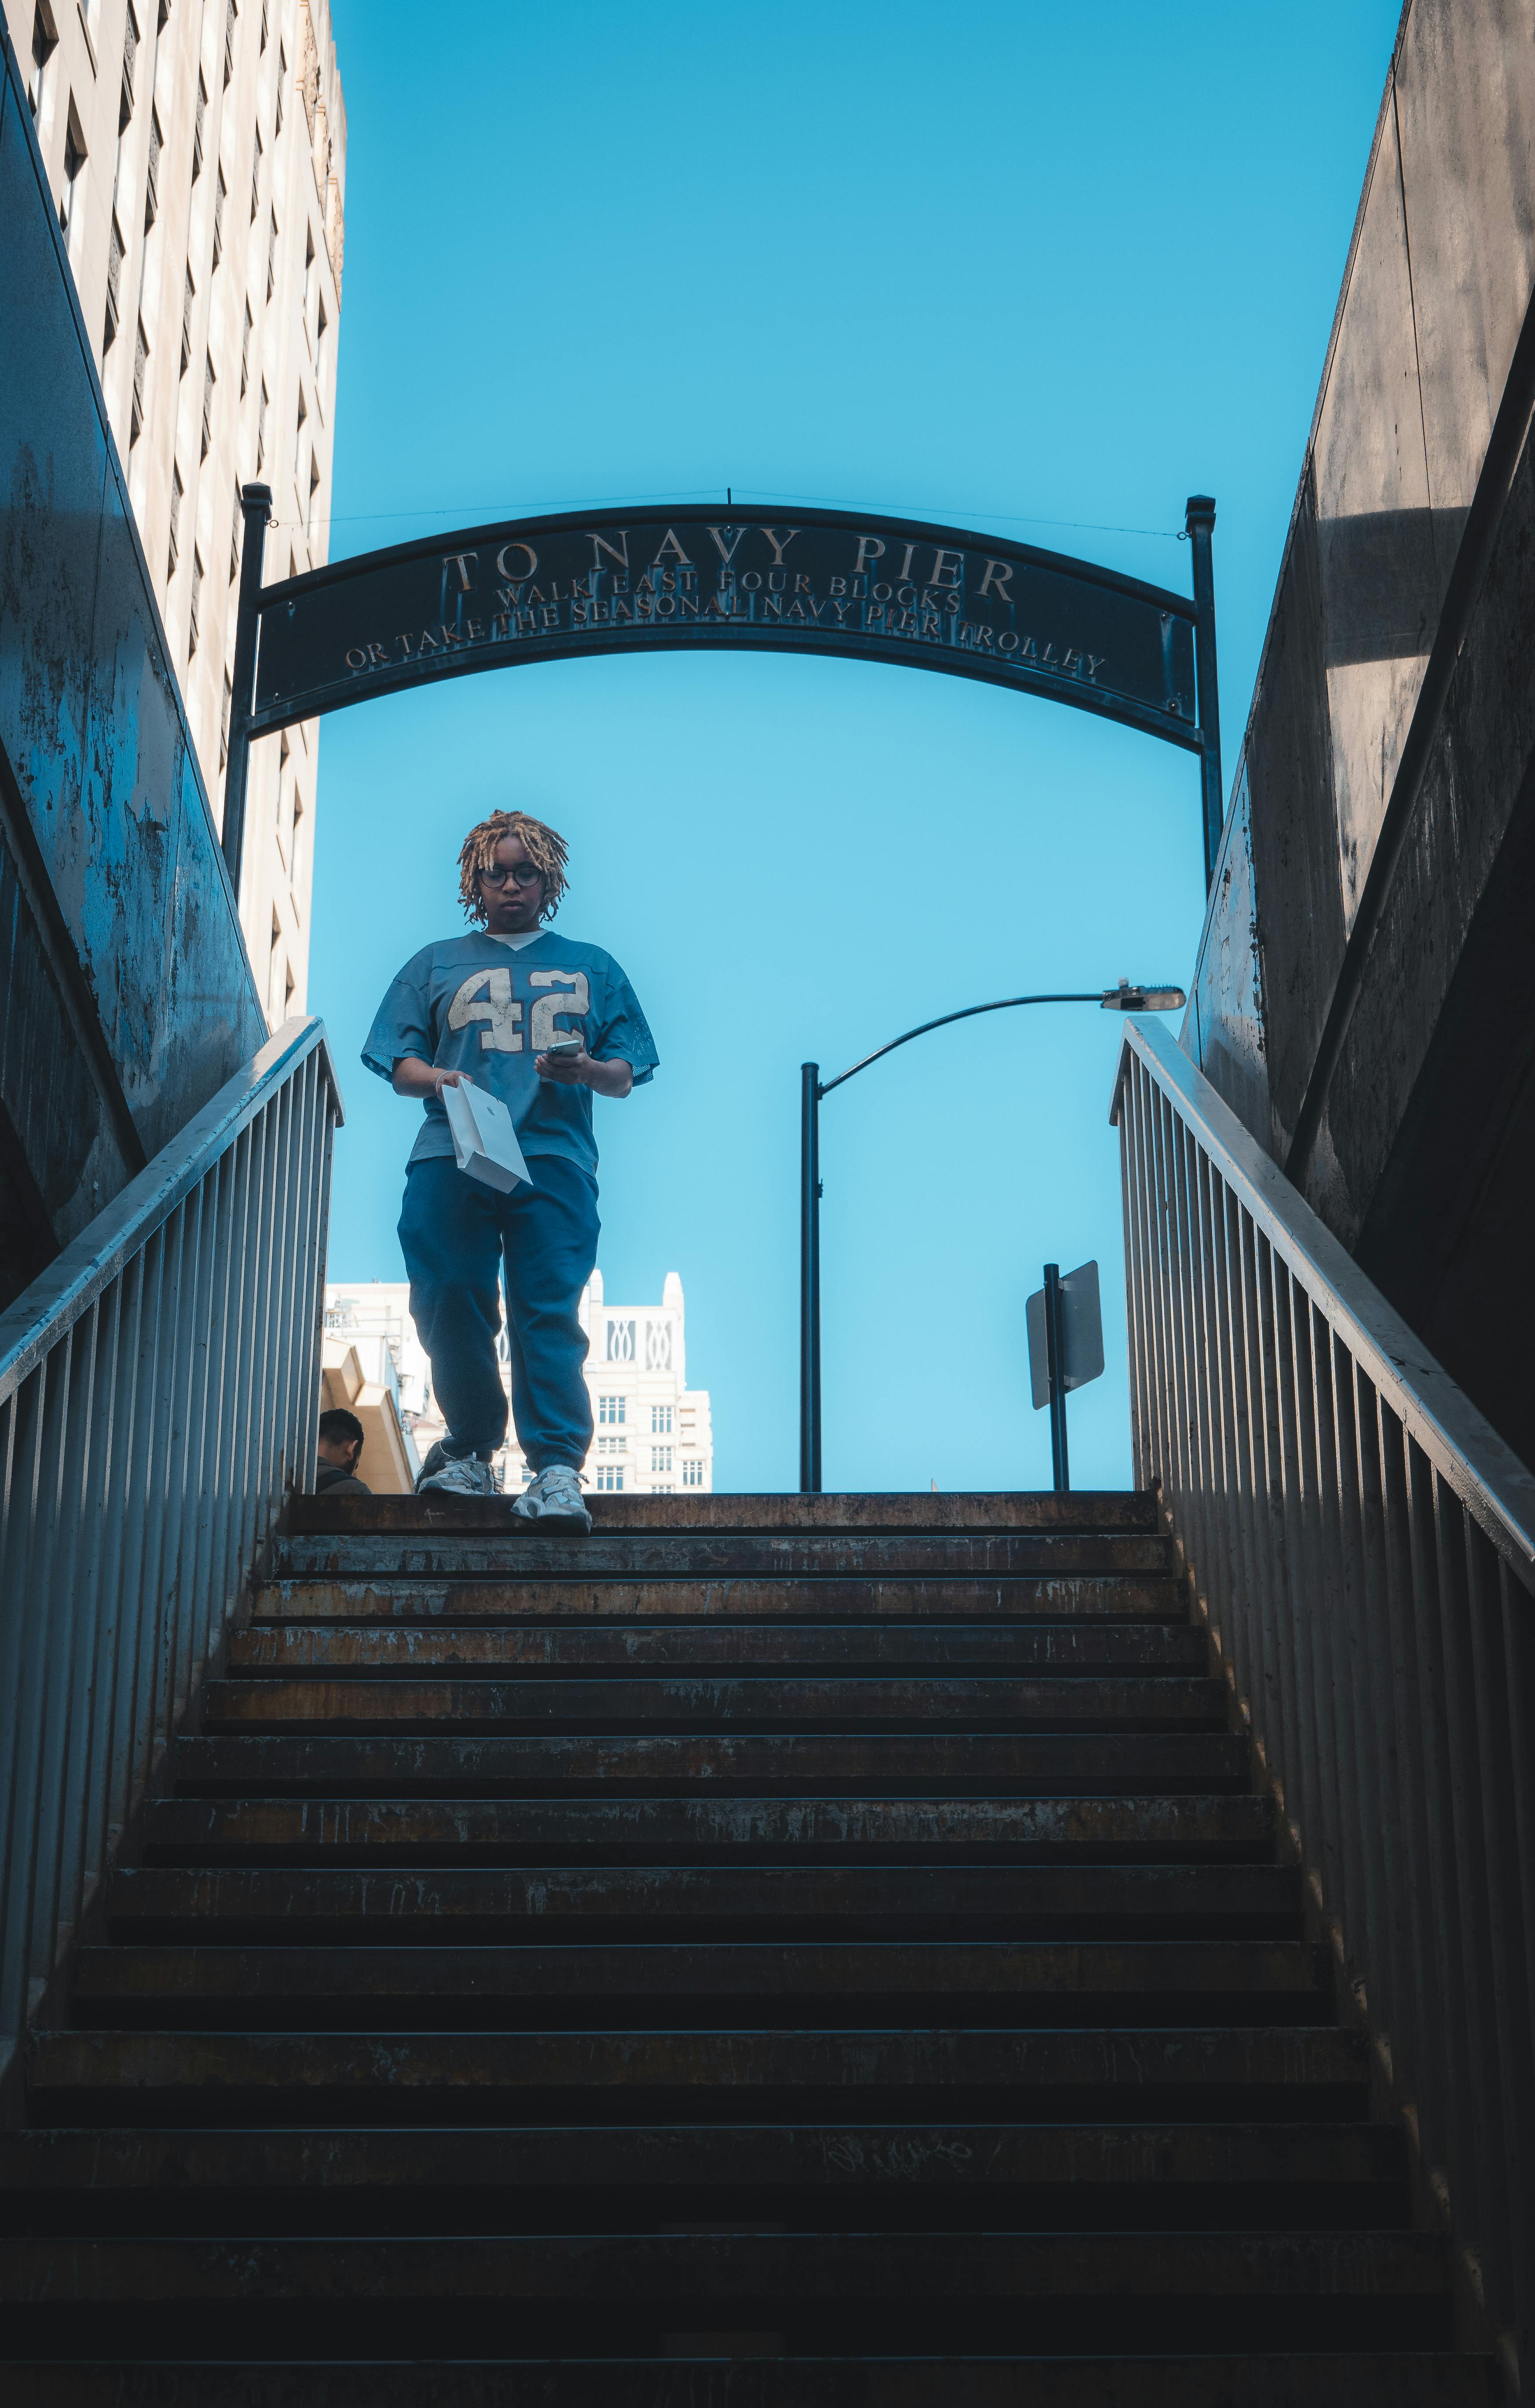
<box><xmin>799</xmin><ymin>979</ymin><xmax>1187</xmax><ymax>1493</ymax></box>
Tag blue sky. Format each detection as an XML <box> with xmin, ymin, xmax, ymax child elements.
<box><xmin>312</xmin><ymin>0</ymin><xmax>1399</xmax><ymax>1493</ymax></box>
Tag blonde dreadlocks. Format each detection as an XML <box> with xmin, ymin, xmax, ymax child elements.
<box><xmin>456</xmin><ymin>810</ymin><xmax>570</xmax><ymax>925</ymax></box>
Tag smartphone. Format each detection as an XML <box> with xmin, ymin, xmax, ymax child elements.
<box><xmin>543</xmin><ymin>1033</ymin><xmax>583</xmax><ymax>1058</ymax></box>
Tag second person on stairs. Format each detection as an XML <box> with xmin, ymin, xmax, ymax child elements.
<box><xmin>363</xmin><ymin>808</ymin><xmax>659</xmax><ymax>1533</ymax></box>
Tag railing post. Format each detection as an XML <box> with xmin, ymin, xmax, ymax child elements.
<box><xmin>1185</xmin><ymin>494</ymin><xmax>1224</xmax><ymax>890</ymax></box>
<box><xmin>1044</xmin><ymin>1261</ymin><xmax>1070</xmax><ymax>1494</ymax></box>
<box><xmin>799</xmin><ymin>1065</ymin><xmax>821</xmax><ymax>1495</ymax></box>
<box><xmin>221</xmin><ymin>481</ymin><xmax>273</xmax><ymax>896</ymax></box>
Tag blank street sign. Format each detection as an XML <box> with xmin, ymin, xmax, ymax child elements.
<box><xmin>1026</xmin><ymin>1260</ymin><xmax>1105</xmax><ymax>1410</ymax></box>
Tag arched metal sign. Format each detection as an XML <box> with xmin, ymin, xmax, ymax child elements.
<box><xmin>223</xmin><ymin>492</ymin><xmax>1224</xmax><ymax>885</ymax></box>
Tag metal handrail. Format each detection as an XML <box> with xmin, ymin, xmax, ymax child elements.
<box><xmin>1111</xmin><ymin>1019</ymin><xmax>1535</xmax><ymax>1586</ymax></box>
<box><xmin>0</xmin><ymin>1016</ymin><xmax>343</xmax><ymax>2107</ymax></box>
<box><xmin>1113</xmin><ymin>1012</ymin><xmax>1535</xmax><ymax>2387</ymax></box>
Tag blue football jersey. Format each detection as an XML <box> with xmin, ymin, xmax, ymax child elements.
<box><xmin>362</xmin><ymin>930</ymin><xmax>658</xmax><ymax>1176</ymax></box>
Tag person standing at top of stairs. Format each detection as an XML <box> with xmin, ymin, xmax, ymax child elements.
<box><xmin>363</xmin><ymin>808</ymin><xmax>659</xmax><ymax>1531</ymax></box>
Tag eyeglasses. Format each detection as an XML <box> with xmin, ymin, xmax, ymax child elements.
<box><xmin>479</xmin><ymin>860</ymin><xmax>543</xmax><ymax>888</ymax></box>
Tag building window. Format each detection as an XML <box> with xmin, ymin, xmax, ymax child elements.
<box><xmin>59</xmin><ymin>101</ymin><xmax>86</xmax><ymax>238</ymax></box>
<box><xmin>597</xmin><ymin>1435</ymin><xmax>626</xmax><ymax>1455</ymax></box>
<box><xmin>315</xmin><ymin>295</ymin><xmax>328</xmax><ymax>383</ymax></box>
<box><xmin>188</xmin><ymin>547</ymin><xmax>203</xmax><ymax>658</ymax></box>
<box><xmin>256</xmin><ymin>377</ymin><xmax>267</xmax><ymax>470</ymax></box>
<box><xmin>275</xmin><ymin>44</ymin><xmax>286</xmax><ymax>136</ymax></box>
<box><xmin>192</xmin><ymin>69</ymin><xmax>207</xmax><ymax>181</ymax></box>
<box><xmin>212</xmin><ymin>165</ymin><xmax>226</xmax><ymax>268</ymax></box>
<box><xmin>240</xmin><ymin>298</ymin><xmax>253</xmax><ymax>396</ymax></box>
<box><xmin>651</xmin><ymin>1404</ymin><xmax>673</xmax><ymax>1435</ymax></box>
<box><xmin>645</xmin><ymin>1319</ymin><xmax>673</xmax><ymax>1373</ymax></box>
<box><xmin>596</xmin><ymin>1465</ymin><xmax>623</xmax><ymax>1492</ymax></box>
<box><xmin>250</xmin><ymin>121</ymin><xmax>262</xmax><ymax>219</ymax></box>
<box><xmin>144</xmin><ymin>105</ymin><xmax>161</xmax><ymax>231</ymax></box>
<box><xmin>651</xmin><ymin>1446</ymin><xmax>673</xmax><ymax>1474</ymax></box>
<box><xmin>598</xmin><ymin>1395</ymin><xmax>626</xmax><ymax>1425</ymax></box>
<box><xmin>682</xmin><ymin>1458</ymin><xmax>704</xmax><ymax>1487</ymax></box>
<box><xmin>167</xmin><ymin>463</ymin><xmax>183</xmax><ymax>577</ymax></box>
<box><xmin>201</xmin><ymin>352</ymin><xmax>216</xmax><ymax>459</ymax></box>
<box><xmin>103</xmin><ymin>213</ymin><xmax>125</xmax><ymax>350</ymax></box>
<box><xmin>290</xmin><ymin>789</ymin><xmax>306</xmax><ymax>896</ymax></box>
<box><xmin>223</xmin><ymin>0</ymin><xmax>237</xmax><ymax>88</ymax></box>
<box><xmin>229</xmin><ymin>481</ymin><xmax>242</xmax><ymax>580</ymax></box>
<box><xmin>220</xmin><ymin>670</ymin><xmax>232</xmax><ymax>769</ymax></box>
<box><xmin>605</xmin><ymin>1319</ymin><xmax>635</xmax><ymax>1363</ymax></box>
<box><xmin>268</xmin><ymin>913</ymin><xmax>285</xmax><ymax>1022</ymax></box>
<box><xmin>259</xmin><ymin>0</ymin><xmax>268</xmax><ymax>51</ymax></box>
<box><xmin>267</xmin><ymin>208</ymin><xmax>278</xmax><ymax>301</ymax></box>
<box><xmin>130</xmin><ymin>316</ymin><xmax>149</xmax><ymax>444</ymax></box>
<box><xmin>306</xmin><ymin>455</ymin><xmax>320</xmax><ymax>542</ymax></box>
<box><xmin>119</xmin><ymin>4</ymin><xmax>138</xmax><ymax>131</ymax></box>
<box><xmin>179</xmin><ymin>265</ymin><xmax>194</xmax><ymax>376</ymax></box>
<box><xmin>28</xmin><ymin>5</ymin><xmax>58</xmax><ymax>119</ymax></box>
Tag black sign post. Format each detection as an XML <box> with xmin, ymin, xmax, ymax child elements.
<box><xmin>224</xmin><ymin>496</ymin><xmax>1226</xmax><ymax>885</ymax></box>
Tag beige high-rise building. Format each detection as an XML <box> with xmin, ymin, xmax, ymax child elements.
<box><xmin>7</xmin><ymin>0</ymin><xmax>345</xmax><ymax>1024</ymax></box>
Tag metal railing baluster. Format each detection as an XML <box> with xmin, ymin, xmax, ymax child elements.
<box><xmin>0</xmin><ymin>1019</ymin><xmax>342</xmax><ymax>2104</ymax></box>
<box><xmin>1111</xmin><ymin>1017</ymin><xmax>1535</xmax><ymax>2382</ymax></box>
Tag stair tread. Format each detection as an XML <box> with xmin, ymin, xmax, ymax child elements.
<box><xmin>289</xmin><ymin>1492</ymin><xmax>1161</xmax><ymax>1536</ymax></box>
<box><xmin>107</xmin><ymin>1863</ymin><xmax>1299</xmax><ymax>1934</ymax></box>
<box><xmin>26</xmin><ymin>2024</ymin><xmax>1369</xmax><ymax>2100</ymax></box>
<box><xmin>275</xmin><ymin>1536</ymin><xmax>1177</xmax><ymax>1581</ymax></box>
<box><xmin>0</xmin><ymin>2228</ymin><xmax>1451</xmax><ymax>2300</ymax></box>
<box><xmin>0</xmin><ymin>2121</ymin><xmax>1407</xmax><ymax>2194</ymax></box>
<box><xmin>140</xmin><ymin>1793</ymin><xmax>1275</xmax><ymax>1862</ymax></box>
<box><xmin>0</xmin><ymin>2353</ymin><xmax>1502</xmax><ymax>2407</ymax></box>
<box><xmin>199</xmin><ymin>1674</ymin><xmax>1227</xmax><ymax>1729</ymax></box>
<box><xmin>229</xmin><ymin>1626</ymin><xmax>1210</xmax><ymax>1671</ymax></box>
<box><xmin>70</xmin><ymin>1938</ymin><xmax>1329</xmax><ymax>2006</ymax></box>
<box><xmin>169</xmin><ymin>1732</ymin><xmax>1251</xmax><ymax>1795</ymax></box>
<box><xmin>253</xmin><ymin>1576</ymin><xmax>1190</xmax><ymax>1623</ymax></box>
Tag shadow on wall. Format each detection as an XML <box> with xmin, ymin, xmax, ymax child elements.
<box><xmin>0</xmin><ymin>29</ymin><xmax>265</xmax><ymax>1315</ymax></box>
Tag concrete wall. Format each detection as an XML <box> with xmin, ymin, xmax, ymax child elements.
<box><xmin>0</xmin><ymin>20</ymin><xmax>265</xmax><ymax>1311</ymax></box>
<box><xmin>1185</xmin><ymin>0</ymin><xmax>1535</xmax><ymax>1468</ymax></box>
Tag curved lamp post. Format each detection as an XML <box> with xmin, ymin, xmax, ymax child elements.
<box><xmin>799</xmin><ymin>979</ymin><xmax>1187</xmax><ymax>1493</ymax></box>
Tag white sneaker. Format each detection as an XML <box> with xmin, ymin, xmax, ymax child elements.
<box><xmin>416</xmin><ymin>1452</ymin><xmax>501</xmax><ymax>1499</ymax></box>
<box><xmin>512</xmin><ymin>1464</ymin><xmax>592</xmax><ymax>1534</ymax></box>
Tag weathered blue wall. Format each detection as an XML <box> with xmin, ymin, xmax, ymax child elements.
<box><xmin>0</xmin><ymin>22</ymin><xmax>264</xmax><ymax>1294</ymax></box>
<box><xmin>1183</xmin><ymin>0</ymin><xmax>1535</xmax><ymax>1468</ymax></box>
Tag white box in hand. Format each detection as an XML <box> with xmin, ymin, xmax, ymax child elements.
<box><xmin>442</xmin><ymin>1077</ymin><xmax>531</xmax><ymax>1195</ymax></box>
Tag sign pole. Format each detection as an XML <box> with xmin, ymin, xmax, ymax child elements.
<box><xmin>1184</xmin><ymin>494</ymin><xmax>1224</xmax><ymax>891</ymax></box>
<box><xmin>799</xmin><ymin>1063</ymin><xmax>822</xmax><ymax>1495</ymax></box>
<box><xmin>1044</xmin><ymin>1260</ymin><xmax>1070</xmax><ymax>1494</ymax></box>
<box><xmin>221</xmin><ymin>481</ymin><xmax>273</xmax><ymax>893</ymax></box>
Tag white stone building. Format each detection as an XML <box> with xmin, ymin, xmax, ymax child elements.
<box><xmin>7</xmin><ymin>0</ymin><xmax>345</xmax><ymax>1026</ymax></box>
<box><xmin>323</xmin><ymin>1272</ymin><xmax>715</xmax><ymax>1498</ymax></box>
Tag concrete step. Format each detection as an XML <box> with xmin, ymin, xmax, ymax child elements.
<box><xmin>139</xmin><ymin>1793</ymin><xmax>1276</xmax><ymax>1866</ymax></box>
<box><xmin>251</xmin><ymin>1575</ymin><xmax>1191</xmax><ymax>1625</ymax></box>
<box><xmin>170</xmin><ymin>1729</ymin><xmax>1252</xmax><ymax>1797</ymax></box>
<box><xmin>67</xmin><ymin>1938</ymin><xmax>1329</xmax><ymax>2028</ymax></box>
<box><xmin>273</xmin><ymin>1534</ymin><xmax>1178</xmax><ymax>1583</ymax></box>
<box><xmin>0</xmin><ymin>2353</ymin><xmax>1502</xmax><ymax>2407</ymax></box>
<box><xmin>105</xmin><ymin>1862</ymin><xmax>1300</xmax><ymax>1943</ymax></box>
<box><xmin>197</xmin><ymin>1674</ymin><xmax>1228</xmax><ymax>1733</ymax></box>
<box><xmin>25</xmin><ymin>2025</ymin><xmax>1369</xmax><ymax>2125</ymax></box>
<box><xmin>0</xmin><ymin>2122</ymin><xmax>1409</xmax><ymax>2234</ymax></box>
<box><xmin>0</xmin><ymin>2229</ymin><xmax>1455</xmax><ymax>2357</ymax></box>
<box><xmin>288</xmin><ymin>1492</ymin><xmax>1162</xmax><ymax>1538</ymax></box>
<box><xmin>228</xmin><ymin>1624</ymin><xmax>1211</xmax><ymax>1675</ymax></box>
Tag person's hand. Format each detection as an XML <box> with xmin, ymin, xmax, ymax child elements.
<box><xmin>535</xmin><ymin>1048</ymin><xmax>589</xmax><ymax>1085</ymax></box>
<box><xmin>432</xmin><ymin>1068</ymin><xmax>465</xmax><ymax>1093</ymax></box>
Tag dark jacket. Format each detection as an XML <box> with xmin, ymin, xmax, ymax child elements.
<box><xmin>315</xmin><ymin>1461</ymin><xmax>372</xmax><ymax>1497</ymax></box>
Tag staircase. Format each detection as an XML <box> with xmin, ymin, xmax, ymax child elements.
<box><xmin>1</xmin><ymin>1489</ymin><xmax>1496</xmax><ymax>2402</ymax></box>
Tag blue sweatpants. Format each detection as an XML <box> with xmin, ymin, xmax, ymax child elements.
<box><xmin>397</xmin><ymin>1154</ymin><xmax>600</xmax><ymax>1471</ymax></box>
